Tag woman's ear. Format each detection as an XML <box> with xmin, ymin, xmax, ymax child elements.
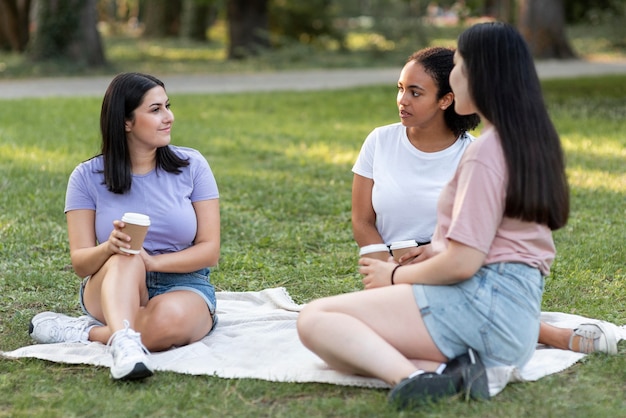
<box><xmin>124</xmin><ymin>119</ymin><xmax>133</xmax><ymax>132</ymax></box>
<box><xmin>439</xmin><ymin>92</ymin><xmax>454</xmax><ymax>110</ymax></box>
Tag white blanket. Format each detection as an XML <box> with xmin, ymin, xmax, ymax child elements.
<box><xmin>3</xmin><ymin>287</ymin><xmax>624</xmax><ymax>396</ymax></box>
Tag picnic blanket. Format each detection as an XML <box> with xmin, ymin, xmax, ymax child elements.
<box><xmin>2</xmin><ymin>287</ymin><xmax>624</xmax><ymax>397</ymax></box>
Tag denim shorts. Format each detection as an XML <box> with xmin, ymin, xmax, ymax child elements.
<box><xmin>80</xmin><ymin>267</ymin><xmax>218</xmax><ymax>331</ymax></box>
<box><xmin>413</xmin><ymin>262</ymin><xmax>544</xmax><ymax>368</ymax></box>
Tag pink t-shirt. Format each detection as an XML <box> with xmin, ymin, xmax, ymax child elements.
<box><xmin>431</xmin><ymin>126</ymin><xmax>555</xmax><ymax>275</ymax></box>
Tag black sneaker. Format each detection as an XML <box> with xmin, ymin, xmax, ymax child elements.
<box><xmin>388</xmin><ymin>372</ymin><xmax>459</xmax><ymax>410</ymax></box>
<box><xmin>443</xmin><ymin>348</ymin><xmax>490</xmax><ymax>401</ymax></box>
<box><xmin>388</xmin><ymin>348</ymin><xmax>490</xmax><ymax>410</ymax></box>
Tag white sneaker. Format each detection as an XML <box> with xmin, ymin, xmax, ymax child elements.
<box><xmin>569</xmin><ymin>322</ymin><xmax>618</xmax><ymax>355</ymax></box>
<box><xmin>107</xmin><ymin>320</ymin><xmax>153</xmax><ymax>380</ymax></box>
<box><xmin>29</xmin><ymin>312</ymin><xmax>101</xmax><ymax>344</ymax></box>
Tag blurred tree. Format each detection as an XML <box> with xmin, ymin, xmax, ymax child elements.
<box><xmin>564</xmin><ymin>0</ymin><xmax>624</xmax><ymax>23</ymax></box>
<box><xmin>180</xmin><ymin>0</ymin><xmax>220</xmax><ymax>41</ymax></box>
<box><xmin>270</xmin><ymin>0</ymin><xmax>345</xmax><ymax>49</ymax></box>
<box><xmin>0</xmin><ymin>0</ymin><xmax>31</xmax><ymax>52</ymax></box>
<box><xmin>142</xmin><ymin>0</ymin><xmax>182</xmax><ymax>38</ymax></box>
<box><xmin>518</xmin><ymin>0</ymin><xmax>576</xmax><ymax>58</ymax></box>
<box><xmin>227</xmin><ymin>0</ymin><xmax>270</xmax><ymax>59</ymax></box>
<box><xmin>30</xmin><ymin>0</ymin><xmax>106</xmax><ymax>67</ymax></box>
<box><xmin>483</xmin><ymin>0</ymin><xmax>515</xmax><ymax>22</ymax></box>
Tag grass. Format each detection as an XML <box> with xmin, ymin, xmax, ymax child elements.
<box><xmin>0</xmin><ymin>74</ymin><xmax>625</xmax><ymax>416</ymax></box>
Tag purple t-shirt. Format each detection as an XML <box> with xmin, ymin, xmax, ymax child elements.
<box><xmin>432</xmin><ymin>127</ymin><xmax>555</xmax><ymax>275</ymax></box>
<box><xmin>65</xmin><ymin>145</ymin><xmax>219</xmax><ymax>255</ymax></box>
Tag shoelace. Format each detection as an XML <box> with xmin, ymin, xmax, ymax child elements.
<box><xmin>571</xmin><ymin>328</ymin><xmax>597</xmax><ymax>354</ymax></box>
<box><xmin>52</xmin><ymin>316</ymin><xmax>90</xmax><ymax>342</ymax></box>
<box><xmin>107</xmin><ymin>320</ymin><xmax>149</xmax><ymax>357</ymax></box>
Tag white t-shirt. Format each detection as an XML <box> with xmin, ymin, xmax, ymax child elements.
<box><xmin>352</xmin><ymin>122</ymin><xmax>473</xmax><ymax>245</ymax></box>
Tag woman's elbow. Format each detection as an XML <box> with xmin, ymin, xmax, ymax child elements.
<box><xmin>449</xmin><ymin>257</ymin><xmax>483</xmax><ymax>282</ymax></box>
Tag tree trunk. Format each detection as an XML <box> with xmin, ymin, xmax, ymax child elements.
<box><xmin>30</xmin><ymin>0</ymin><xmax>106</xmax><ymax>67</ymax></box>
<box><xmin>517</xmin><ymin>0</ymin><xmax>576</xmax><ymax>59</ymax></box>
<box><xmin>483</xmin><ymin>0</ymin><xmax>516</xmax><ymax>22</ymax></box>
<box><xmin>181</xmin><ymin>0</ymin><xmax>217</xmax><ymax>41</ymax></box>
<box><xmin>227</xmin><ymin>0</ymin><xmax>270</xmax><ymax>60</ymax></box>
<box><xmin>142</xmin><ymin>0</ymin><xmax>182</xmax><ymax>38</ymax></box>
<box><xmin>0</xmin><ymin>0</ymin><xmax>31</xmax><ymax>52</ymax></box>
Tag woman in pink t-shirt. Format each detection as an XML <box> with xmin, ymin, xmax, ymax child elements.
<box><xmin>297</xmin><ymin>22</ymin><xmax>575</xmax><ymax>410</ymax></box>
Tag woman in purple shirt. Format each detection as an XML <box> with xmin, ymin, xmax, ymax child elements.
<box><xmin>29</xmin><ymin>73</ymin><xmax>220</xmax><ymax>381</ymax></box>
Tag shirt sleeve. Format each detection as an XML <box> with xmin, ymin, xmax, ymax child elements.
<box><xmin>188</xmin><ymin>149</ymin><xmax>219</xmax><ymax>202</ymax></box>
<box><xmin>446</xmin><ymin>158</ymin><xmax>506</xmax><ymax>254</ymax></box>
<box><xmin>352</xmin><ymin>129</ymin><xmax>376</xmax><ymax>179</ymax></box>
<box><xmin>65</xmin><ymin>163</ymin><xmax>96</xmax><ymax>213</ymax></box>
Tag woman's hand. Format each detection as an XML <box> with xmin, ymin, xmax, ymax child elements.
<box><xmin>106</xmin><ymin>219</ymin><xmax>133</xmax><ymax>256</ymax></box>
<box><xmin>398</xmin><ymin>244</ymin><xmax>436</xmax><ymax>265</ymax></box>
<box><xmin>138</xmin><ymin>248</ymin><xmax>156</xmax><ymax>272</ymax></box>
<box><xmin>358</xmin><ymin>257</ymin><xmax>397</xmax><ymax>289</ymax></box>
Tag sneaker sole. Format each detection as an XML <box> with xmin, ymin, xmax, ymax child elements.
<box><xmin>111</xmin><ymin>362</ymin><xmax>154</xmax><ymax>381</ymax></box>
<box><xmin>388</xmin><ymin>373</ymin><xmax>458</xmax><ymax>409</ymax></box>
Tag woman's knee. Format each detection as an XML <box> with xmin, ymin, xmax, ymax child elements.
<box><xmin>140</xmin><ymin>293</ymin><xmax>211</xmax><ymax>348</ymax></box>
<box><xmin>296</xmin><ymin>298</ymin><xmax>330</xmax><ymax>345</ymax></box>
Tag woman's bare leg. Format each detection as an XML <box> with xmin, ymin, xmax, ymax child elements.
<box><xmin>297</xmin><ymin>284</ymin><xmax>446</xmax><ymax>385</ymax></box>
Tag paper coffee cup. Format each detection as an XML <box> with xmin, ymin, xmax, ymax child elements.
<box><xmin>120</xmin><ymin>212</ymin><xmax>150</xmax><ymax>254</ymax></box>
<box><xmin>390</xmin><ymin>240</ymin><xmax>418</xmax><ymax>264</ymax></box>
<box><xmin>359</xmin><ymin>244</ymin><xmax>390</xmax><ymax>261</ymax></box>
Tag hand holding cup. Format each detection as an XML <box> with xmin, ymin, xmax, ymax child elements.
<box><xmin>119</xmin><ymin>212</ymin><xmax>150</xmax><ymax>254</ymax></box>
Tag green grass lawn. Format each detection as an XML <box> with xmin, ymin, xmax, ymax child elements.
<box><xmin>0</xmin><ymin>75</ymin><xmax>624</xmax><ymax>417</ymax></box>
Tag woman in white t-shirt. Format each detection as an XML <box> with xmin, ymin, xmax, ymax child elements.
<box><xmin>351</xmin><ymin>47</ymin><xmax>478</xmax><ymax>257</ymax></box>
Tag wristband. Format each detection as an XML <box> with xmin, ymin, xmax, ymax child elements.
<box><xmin>391</xmin><ymin>265</ymin><xmax>401</xmax><ymax>285</ymax></box>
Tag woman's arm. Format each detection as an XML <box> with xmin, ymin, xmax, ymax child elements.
<box><xmin>352</xmin><ymin>174</ymin><xmax>384</xmax><ymax>247</ymax></box>
<box><xmin>140</xmin><ymin>199</ymin><xmax>220</xmax><ymax>273</ymax></box>
<box><xmin>359</xmin><ymin>239</ymin><xmax>485</xmax><ymax>289</ymax></box>
<box><xmin>67</xmin><ymin>209</ymin><xmax>123</xmax><ymax>278</ymax></box>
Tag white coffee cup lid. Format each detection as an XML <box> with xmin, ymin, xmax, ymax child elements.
<box><xmin>390</xmin><ymin>240</ymin><xmax>418</xmax><ymax>250</ymax></box>
<box><xmin>122</xmin><ymin>212</ymin><xmax>151</xmax><ymax>226</ymax></box>
<box><xmin>359</xmin><ymin>243</ymin><xmax>389</xmax><ymax>256</ymax></box>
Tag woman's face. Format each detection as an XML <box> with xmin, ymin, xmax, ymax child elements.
<box><xmin>124</xmin><ymin>86</ymin><xmax>174</xmax><ymax>150</ymax></box>
<box><xmin>396</xmin><ymin>60</ymin><xmax>451</xmax><ymax>129</ymax></box>
<box><xmin>449</xmin><ymin>51</ymin><xmax>475</xmax><ymax>115</ymax></box>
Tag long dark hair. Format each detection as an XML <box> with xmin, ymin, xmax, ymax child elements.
<box><xmin>407</xmin><ymin>47</ymin><xmax>480</xmax><ymax>137</ymax></box>
<box><xmin>457</xmin><ymin>22</ymin><xmax>569</xmax><ymax>230</ymax></box>
<box><xmin>99</xmin><ymin>72</ymin><xmax>189</xmax><ymax>194</ymax></box>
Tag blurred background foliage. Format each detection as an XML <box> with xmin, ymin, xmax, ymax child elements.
<box><xmin>0</xmin><ymin>0</ymin><xmax>624</xmax><ymax>77</ymax></box>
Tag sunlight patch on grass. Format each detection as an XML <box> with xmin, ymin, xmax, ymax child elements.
<box><xmin>562</xmin><ymin>135</ymin><xmax>626</xmax><ymax>157</ymax></box>
<box><xmin>284</xmin><ymin>142</ymin><xmax>359</xmax><ymax>165</ymax></box>
<box><xmin>0</xmin><ymin>144</ymin><xmax>72</xmax><ymax>173</ymax></box>
<box><xmin>345</xmin><ymin>32</ymin><xmax>395</xmax><ymax>51</ymax></box>
<box><xmin>567</xmin><ymin>168</ymin><xmax>625</xmax><ymax>193</ymax></box>
<box><xmin>428</xmin><ymin>37</ymin><xmax>458</xmax><ymax>48</ymax></box>
<box><xmin>561</xmin><ymin>134</ymin><xmax>625</xmax><ymax>193</ymax></box>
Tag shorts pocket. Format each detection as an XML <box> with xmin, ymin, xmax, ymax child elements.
<box><xmin>480</xmin><ymin>283</ymin><xmax>539</xmax><ymax>366</ymax></box>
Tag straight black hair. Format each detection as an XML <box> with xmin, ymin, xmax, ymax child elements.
<box><xmin>407</xmin><ymin>47</ymin><xmax>480</xmax><ymax>137</ymax></box>
<box><xmin>457</xmin><ymin>22</ymin><xmax>569</xmax><ymax>230</ymax></box>
<box><xmin>99</xmin><ymin>72</ymin><xmax>189</xmax><ymax>194</ymax></box>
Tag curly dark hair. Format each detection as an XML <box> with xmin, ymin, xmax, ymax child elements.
<box><xmin>407</xmin><ymin>47</ymin><xmax>480</xmax><ymax>137</ymax></box>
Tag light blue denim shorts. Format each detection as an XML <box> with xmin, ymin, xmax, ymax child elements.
<box><xmin>80</xmin><ymin>267</ymin><xmax>218</xmax><ymax>331</ymax></box>
<box><xmin>413</xmin><ymin>262</ymin><xmax>544</xmax><ymax>368</ymax></box>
